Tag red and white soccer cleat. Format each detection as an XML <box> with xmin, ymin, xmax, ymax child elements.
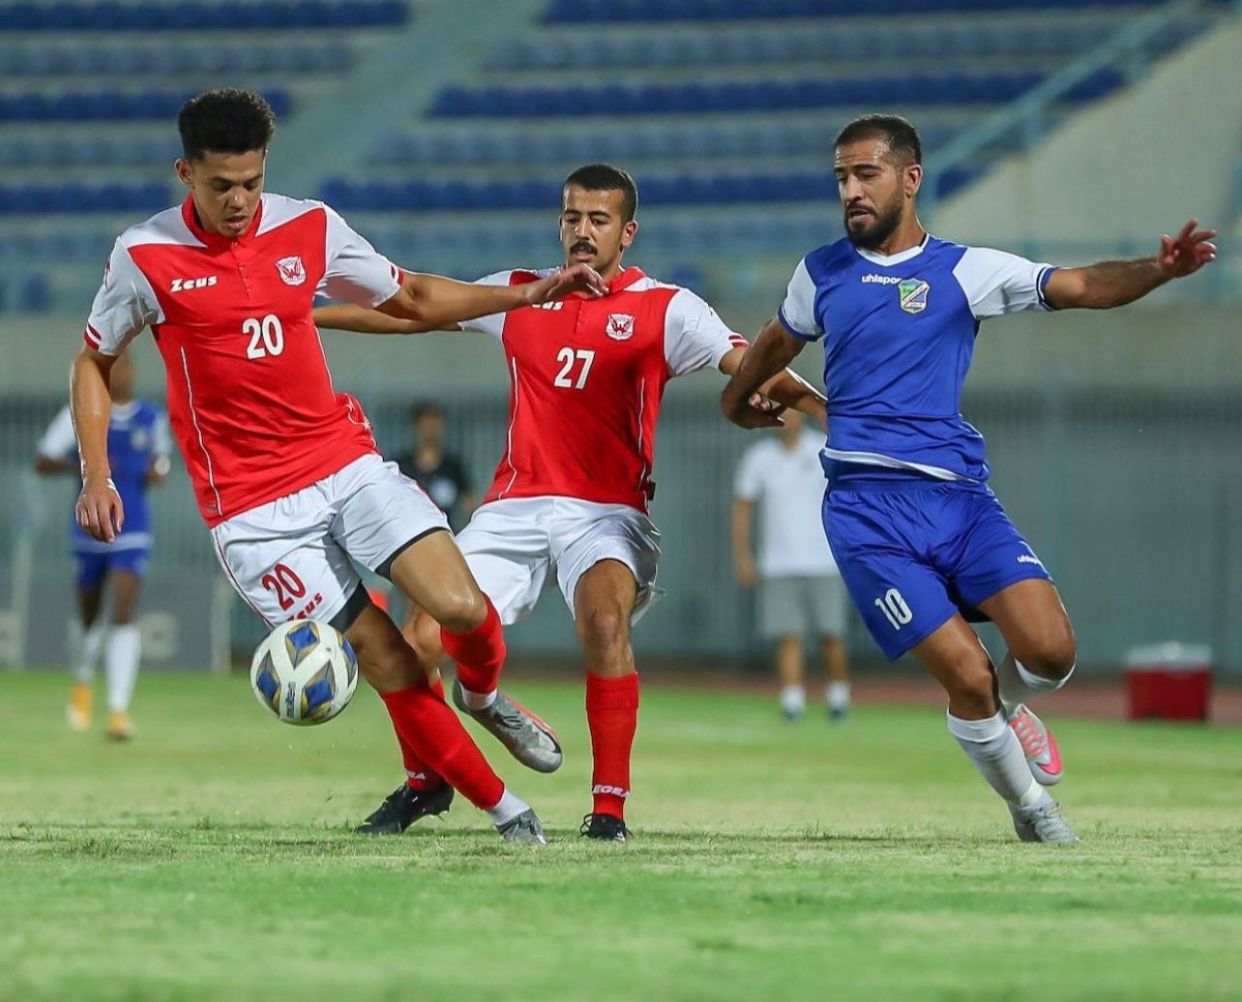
<box><xmin>1008</xmin><ymin>704</ymin><xmax>1063</xmax><ymax>786</ymax></box>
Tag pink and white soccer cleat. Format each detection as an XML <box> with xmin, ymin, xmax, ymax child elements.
<box><xmin>1008</xmin><ymin>704</ymin><xmax>1063</xmax><ymax>786</ymax></box>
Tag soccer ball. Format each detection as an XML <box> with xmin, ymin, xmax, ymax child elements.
<box><xmin>249</xmin><ymin>619</ymin><xmax>359</xmax><ymax>726</ymax></box>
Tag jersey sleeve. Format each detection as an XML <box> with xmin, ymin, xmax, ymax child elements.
<box><xmin>733</xmin><ymin>442</ymin><xmax>766</xmax><ymax>501</ymax></box>
<box><xmin>37</xmin><ymin>405</ymin><xmax>77</xmax><ymax>460</ymax></box>
<box><xmin>664</xmin><ymin>288</ymin><xmax>748</xmax><ymax>377</ymax></box>
<box><xmin>953</xmin><ymin>247</ymin><xmax>1058</xmax><ymax>319</ymax></box>
<box><xmin>318</xmin><ymin>207</ymin><xmax>403</xmax><ymax>307</ymax></box>
<box><xmin>457</xmin><ymin>270</ymin><xmax>518</xmax><ymax>339</ymax></box>
<box><xmin>776</xmin><ymin>258</ymin><xmax>824</xmax><ymax>342</ymax></box>
<box><xmin>83</xmin><ymin>239</ymin><xmax>162</xmax><ymax>356</ymax></box>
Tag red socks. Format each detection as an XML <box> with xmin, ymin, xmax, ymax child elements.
<box><xmin>396</xmin><ymin>678</ymin><xmax>445</xmax><ymax>792</ymax></box>
<box><xmin>442</xmin><ymin>598</ymin><xmax>506</xmax><ymax>696</ymax></box>
<box><xmin>585</xmin><ymin>671</ymin><xmax>639</xmax><ymax>820</ymax></box>
<box><xmin>379</xmin><ymin>677</ymin><xmax>503</xmax><ymax>810</ymax></box>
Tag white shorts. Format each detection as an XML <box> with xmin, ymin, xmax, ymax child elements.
<box><xmin>457</xmin><ymin>497</ymin><xmax>662</xmax><ymax>625</ymax></box>
<box><xmin>211</xmin><ymin>453</ymin><xmax>449</xmax><ymax>628</ymax></box>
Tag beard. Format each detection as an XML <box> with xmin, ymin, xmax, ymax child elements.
<box><xmin>844</xmin><ymin>201</ymin><xmax>902</xmax><ymax>250</ymax></box>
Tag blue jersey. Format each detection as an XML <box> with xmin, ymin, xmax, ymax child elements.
<box><xmin>38</xmin><ymin>400</ymin><xmax>171</xmax><ymax>552</ymax></box>
<box><xmin>777</xmin><ymin>234</ymin><xmax>1056</xmax><ymax>482</ymax></box>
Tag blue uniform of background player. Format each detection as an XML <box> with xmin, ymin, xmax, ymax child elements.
<box><xmin>36</xmin><ymin>353</ymin><xmax>171</xmax><ymax>739</ymax></box>
<box><xmin>721</xmin><ymin>114</ymin><xmax>1216</xmax><ymax>844</ymax></box>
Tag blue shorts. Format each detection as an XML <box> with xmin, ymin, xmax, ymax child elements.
<box><xmin>824</xmin><ymin>480</ymin><xmax>1051</xmax><ymax>660</ymax></box>
<box><xmin>75</xmin><ymin>548</ymin><xmax>150</xmax><ymax>590</ymax></box>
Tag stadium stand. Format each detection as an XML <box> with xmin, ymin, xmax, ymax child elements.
<box><xmin>0</xmin><ymin>0</ymin><xmax>1229</xmax><ymax>310</ymax></box>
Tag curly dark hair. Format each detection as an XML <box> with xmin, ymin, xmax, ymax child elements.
<box><xmin>177</xmin><ymin>89</ymin><xmax>276</xmax><ymax>162</ymax></box>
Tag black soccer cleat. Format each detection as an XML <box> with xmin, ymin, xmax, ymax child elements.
<box><xmin>579</xmin><ymin>812</ymin><xmax>631</xmax><ymax>842</ymax></box>
<box><xmin>354</xmin><ymin>782</ymin><xmax>454</xmax><ymax>835</ymax></box>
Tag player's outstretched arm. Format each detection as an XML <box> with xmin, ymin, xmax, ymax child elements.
<box><xmin>70</xmin><ymin>347</ymin><xmax>123</xmax><ymax>543</ymax></box>
<box><xmin>720</xmin><ymin>347</ymin><xmax>826</xmax><ymax>425</ymax></box>
<box><xmin>376</xmin><ymin>265</ymin><xmax>606</xmax><ymax>330</ymax></box>
<box><xmin>1044</xmin><ymin>219</ymin><xmax>1217</xmax><ymax>310</ymax></box>
<box><xmin>313</xmin><ymin>304</ymin><xmax>446</xmax><ymax>335</ymax></box>
<box><xmin>721</xmin><ymin>317</ymin><xmax>808</xmax><ymax>429</ymax></box>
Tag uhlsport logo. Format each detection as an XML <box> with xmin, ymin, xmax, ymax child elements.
<box><xmin>275</xmin><ymin>256</ymin><xmax>307</xmax><ymax>286</ymax></box>
<box><xmin>605</xmin><ymin>313</ymin><xmax>635</xmax><ymax>341</ymax></box>
<box><xmin>898</xmin><ymin>278</ymin><xmax>930</xmax><ymax>314</ymax></box>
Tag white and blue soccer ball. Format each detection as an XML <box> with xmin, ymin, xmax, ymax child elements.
<box><xmin>249</xmin><ymin>619</ymin><xmax>359</xmax><ymax>726</ymax></box>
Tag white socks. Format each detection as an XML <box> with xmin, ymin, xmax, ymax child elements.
<box><xmin>779</xmin><ymin>685</ymin><xmax>807</xmax><ymax>717</ymax></box>
<box><xmin>461</xmin><ymin>686</ymin><xmax>498</xmax><ymax>711</ymax></box>
<box><xmin>996</xmin><ymin>654</ymin><xmax>1073</xmax><ymax>715</ymax></box>
<box><xmin>826</xmin><ymin>682</ymin><xmax>851</xmax><ymax>713</ymax></box>
<box><xmin>105</xmin><ymin>624</ymin><xmax>141</xmax><ymax>714</ymax></box>
<box><xmin>485</xmin><ymin>788</ymin><xmax>528</xmax><ymax>826</ymax></box>
<box><xmin>947</xmin><ymin>710</ymin><xmax>1046</xmax><ymax>808</ymax></box>
<box><xmin>75</xmin><ymin>622</ymin><xmax>107</xmax><ymax>684</ymax></box>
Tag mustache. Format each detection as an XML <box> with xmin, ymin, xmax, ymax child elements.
<box><xmin>569</xmin><ymin>240</ymin><xmax>597</xmax><ymax>255</ymax></box>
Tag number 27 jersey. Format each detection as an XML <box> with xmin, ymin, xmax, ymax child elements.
<box><xmin>83</xmin><ymin>193</ymin><xmax>402</xmax><ymax>526</ymax></box>
<box><xmin>462</xmin><ymin>266</ymin><xmax>746</xmax><ymax>512</ymax></box>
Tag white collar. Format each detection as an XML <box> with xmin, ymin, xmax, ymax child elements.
<box><xmin>854</xmin><ymin>232</ymin><xmax>930</xmax><ymax>267</ymax></box>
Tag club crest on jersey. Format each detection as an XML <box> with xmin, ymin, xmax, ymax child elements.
<box><xmin>275</xmin><ymin>256</ymin><xmax>307</xmax><ymax>287</ymax></box>
<box><xmin>605</xmin><ymin>313</ymin><xmax>635</xmax><ymax>341</ymax></box>
<box><xmin>898</xmin><ymin>279</ymin><xmax>929</xmax><ymax>315</ymax></box>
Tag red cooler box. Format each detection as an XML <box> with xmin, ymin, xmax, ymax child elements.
<box><xmin>1124</xmin><ymin>643</ymin><xmax>1212</xmax><ymax>722</ymax></box>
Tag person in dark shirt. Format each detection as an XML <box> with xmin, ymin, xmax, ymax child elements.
<box><xmin>395</xmin><ymin>402</ymin><xmax>475</xmax><ymax>530</ymax></box>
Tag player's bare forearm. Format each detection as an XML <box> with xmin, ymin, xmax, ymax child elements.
<box><xmin>721</xmin><ymin>319</ymin><xmax>805</xmax><ymax>428</ymax></box>
<box><xmin>379</xmin><ymin>265</ymin><xmax>605</xmax><ymax>329</ymax></box>
<box><xmin>1046</xmin><ymin>258</ymin><xmax>1167</xmax><ymax>309</ymax></box>
<box><xmin>759</xmin><ymin>368</ymin><xmax>826</xmax><ymax>426</ymax></box>
<box><xmin>313</xmin><ymin>304</ymin><xmax>442</xmax><ymax>335</ymax></box>
<box><xmin>1045</xmin><ymin>220</ymin><xmax>1217</xmax><ymax>310</ymax></box>
<box><xmin>71</xmin><ymin>347</ymin><xmax>124</xmax><ymax>542</ymax></box>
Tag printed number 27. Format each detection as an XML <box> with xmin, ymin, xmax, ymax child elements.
<box><xmin>553</xmin><ymin>347</ymin><xmax>594</xmax><ymax>389</ymax></box>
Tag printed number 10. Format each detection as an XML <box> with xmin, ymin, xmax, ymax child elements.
<box><xmin>875</xmin><ymin>588</ymin><xmax>913</xmax><ymax>630</ymax></box>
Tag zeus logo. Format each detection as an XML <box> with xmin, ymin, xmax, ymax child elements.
<box><xmin>532</xmin><ymin>301</ymin><xmax>563</xmax><ymax>311</ymax></box>
<box><xmin>170</xmin><ymin>276</ymin><xmax>218</xmax><ymax>293</ymax></box>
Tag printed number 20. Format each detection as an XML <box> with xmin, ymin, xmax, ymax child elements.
<box><xmin>261</xmin><ymin>562</ymin><xmax>306</xmax><ymax>611</ymax></box>
<box><xmin>874</xmin><ymin>588</ymin><xmax>913</xmax><ymax>630</ymax></box>
<box><xmin>245</xmin><ymin>315</ymin><xmax>285</xmax><ymax>359</ymax></box>
<box><xmin>553</xmin><ymin>347</ymin><xmax>595</xmax><ymax>389</ymax></box>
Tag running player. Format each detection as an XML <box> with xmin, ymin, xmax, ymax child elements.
<box><xmin>36</xmin><ymin>353</ymin><xmax>170</xmax><ymax>740</ymax></box>
<box><xmin>315</xmin><ymin>163</ymin><xmax>824</xmax><ymax>840</ymax></box>
<box><xmin>71</xmin><ymin>88</ymin><xmax>606</xmax><ymax>842</ymax></box>
<box><xmin>721</xmin><ymin>115</ymin><xmax>1217</xmax><ymax>843</ymax></box>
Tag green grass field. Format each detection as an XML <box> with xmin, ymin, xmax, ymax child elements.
<box><xmin>2</xmin><ymin>671</ymin><xmax>1239</xmax><ymax>1002</ymax></box>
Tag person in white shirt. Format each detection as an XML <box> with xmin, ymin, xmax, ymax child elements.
<box><xmin>733</xmin><ymin>410</ymin><xmax>851</xmax><ymax>720</ymax></box>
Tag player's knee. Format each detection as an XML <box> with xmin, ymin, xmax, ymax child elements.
<box><xmin>403</xmin><ymin>613</ymin><xmax>445</xmax><ymax>669</ymax></box>
<box><xmin>947</xmin><ymin>656</ymin><xmax>997</xmax><ymax>717</ymax></box>
<box><xmin>437</xmin><ymin>589</ymin><xmax>488</xmax><ymax>635</ymax></box>
<box><xmin>577</xmin><ymin>602</ymin><xmax>629</xmax><ymax>657</ymax></box>
<box><xmin>1015</xmin><ymin>619</ymin><xmax>1077</xmax><ymax>681</ymax></box>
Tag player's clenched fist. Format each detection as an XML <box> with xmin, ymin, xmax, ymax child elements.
<box><xmin>76</xmin><ymin>475</ymin><xmax>124</xmax><ymax>543</ymax></box>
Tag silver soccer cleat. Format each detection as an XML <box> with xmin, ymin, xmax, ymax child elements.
<box><xmin>496</xmin><ymin>808</ymin><xmax>547</xmax><ymax>844</ymax></box>
<box><xmin>451</xmin><ymin>680</ymin><xmax>564</xmax><ymax>774</ymax></box>
<box><xmin>1010</xmin><ymin>798</ymin><xmax>1080</xmax><ymax>844</ymax></box>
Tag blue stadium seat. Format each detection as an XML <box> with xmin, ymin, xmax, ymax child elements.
<box><xmin>0</xmin><ymin>0</ymin><xmax>406</xmax><ymax>31</ymax></box>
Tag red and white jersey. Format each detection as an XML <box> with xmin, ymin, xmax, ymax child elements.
<box><xmin>83</xmin><ymin>193</ymin><xmax>401</xmax><ymax>526</ymax></box>
<box><xmin>463</xmin><ymin>266</ymin><xmax>746</xmax><ymax>513</ymax></box>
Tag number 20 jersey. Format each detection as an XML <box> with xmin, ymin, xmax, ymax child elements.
<box><xmin>82</xmin><ymin>193</ymin><xmax>402</xmax><ymax>526</ymax></box>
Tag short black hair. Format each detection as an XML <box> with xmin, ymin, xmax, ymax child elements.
<box><xmin>834</xmin><ymin>115</ymin><xmax>922</xmax><ymax>166</ymax></box>
<box><xmin>410</xmin><ymin>401</ymin><xmax>442</xmax><ymax>423</ymax></box>
<box><xmin>178</xmin><ymin>89</ymin><xmax>276</xmax><ymax>162</ymax></box>
<box><xmin>563</xmin><ymin>163</ymin><xmax>638</xmax><ymax>222</ymax></box>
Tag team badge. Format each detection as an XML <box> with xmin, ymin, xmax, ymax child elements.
<box><xmin>898</xmin><ymin>279</ymin><xmax>929</xmax><ymax>314</ymax></box>
<box><xmin>275</xmin><ymin>256</ymin><xmax>307</xmax><ymax>286</ymax></box>
<box><xmin>605</xmin><ymin>313</ymin><xmax>635</xmax><ymax>341</ymax></box>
